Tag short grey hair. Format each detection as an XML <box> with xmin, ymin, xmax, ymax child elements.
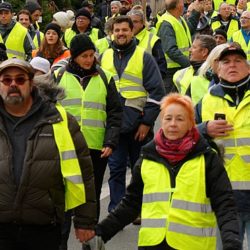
<box><xmin>110</xmin><ymin>1</ymin><xmax>122</xmax><ymax>7</ymax></box>
<box><xmin>127</xmin><ymin>9</ymin><xmax>144</xmax><ymax>21</ymax></box>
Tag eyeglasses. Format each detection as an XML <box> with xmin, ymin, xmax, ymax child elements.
<box><xmin>0</xmin><ymin>77</ymin><xmax>29</xmax><ymax>86</ymax></box>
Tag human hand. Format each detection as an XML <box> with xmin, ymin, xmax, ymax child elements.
<box><xmin>75</xmin><ymin>228</ymin><xmax>95</xmax><ymax>243</ymax></box>
<box><xmin>207</xmin><ymin>120</ymin><xmax>233</xmax><ymax>138</ymax></box>
<box><xmin>134</xmin><ymin>124</ymin><xmax>151</xmax><ymax>141</ymax></box>
<box><xmin>101</xmin><ymin>147</ymin><xmax>113</xmax><ymax>158</ymax></box>
<box><xmin>192</xmin><ymin>0</ymin><xmax>204</xmax><ymax>13</ymax></box>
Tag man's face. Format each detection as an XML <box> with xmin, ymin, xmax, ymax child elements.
<box><xmin>0</xmin><ymin>10</ymin><xmax>13</xmax><ymax>25</ymax></box>
<box><xmin>214</xmin><ymin>34</ymin><xmax>227</xmax><ymax>45</ymax></box>
<box><xmin>18</xmin><ymin>13</ymin><xmax>31</xmax><ymax>29</ymax></box>
<box><xmin>218</xmin><ymin>54</ymin><xmax>250</xmax><ymax>82</ymax></box>
<box><xmin>31</xmin><ymin>9</ymin><xmax>41</xmax><ymax>23</ymax></box>
<box><xmin>120</xmin><ymin>0</ymin><xmax>132</xmax><ymax>15</ymax></box>
<box><xmin>189</xmin><ymin>38</ymin><xmax>208</xmax><ymax>62</ymax></box>
<box><xmin>130</xmin><ymin>15</ymin><xmax>144</xmax><ymax>36</ymax></box>
<box><xmin>219</xmin><ymin>3</ymin><xmax>231</xmax><ymax>20</ymax></box>
<box><xmin>113</xmin><ymin>22</ymin><xmax>133</xmax><ymax>46</ymax></box>
<box><xmin>0</xmin><ymin>67</ymin><xmax>33</xmax><ymax>107</ymax></box>
<box><xmin>76</xmin><ymin>16</ymin><xmax>90</xmax><ymax>30</ymax></box>
<box><xmin>240</xmin><ymin>11</ymin><xmax>250</xmax><ymax>29</ymax></box>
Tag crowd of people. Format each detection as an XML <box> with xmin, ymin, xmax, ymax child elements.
<box><xmin>0</xmin><ymin>0</ymin><xmax>249</xmax><ymax>249</ymax></box>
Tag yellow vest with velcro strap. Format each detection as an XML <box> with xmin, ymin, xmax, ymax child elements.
<box><xmin>64</xmin><ymin>28</ymin><xmax>99</xmax><ymax>48</ymax></box>
<box><xmin>232</xmin><ymin>30</ymin><xmax>250</xmax><ymax>63</ymax></box>
<box><xmin>139</xmin><ymin>156</ymin><xmax>216</xmax><ymax>249</ymax></box>
<box><xmin>101</xmin><ymin>47</ymin><xmax>147</xmax><ymax>99</ymax></box>
<box><xmin>135</xmin><ymin>28</ymin><xmax>159</xmax><ymax>55</ymax></box>
<box><xmin>201</xmin><ymin>91</ymin><xmax>250</xmax><ymax>190</ymax></box>
<box><xmin>5</xmin><ymin>22</ymin><xmax>27</xmax><ymax>59</ymax></box>
<box><xmin>57</xmin><ymin>71</ymin><xmax>110</xmax><ymax>150</ymax></box>
<box><xmin>211</xmin><ymin>19</ymin><xmax>239</xmax><ymax>40</ymax></box>
<box><xmin>156</xmin><ymin>13</ymin><xmax>192</xmax><ymax>68</ymax></box>
<box><xmin>53</xmin><ymin>104</ymin><xmax>86</xmax><ymax>211</ymax></box>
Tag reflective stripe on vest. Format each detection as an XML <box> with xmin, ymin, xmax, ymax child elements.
<box><xmin>101</xmin><ymin>47</ymin><xmax>147</xmax><ymax>99</ymax></box>
<box><xmin>139</xmin><ymin>156</ymin><xmax>216</xmax><ymax>249</ymax></box>
<box><xmin>156</xmin><ymin>13</ymin><xmax>191</xmax><ymax>68</ymax></box>
<box><xmin>53</xmin><ymin>104</ymin><xmax>86</xmax><ymax>211</ymax></box>
<box><xmin>5</xmin><ymin>22</ymin><xmax>27</xmax><ymax>59</ymax></box>
<box><xmin>58</xmin><ymin>70</ymin><xmax>109</xmax><ymax>150</ymax></box>
<box><xmin>136</xmin><ymin>28</ymin><xmax>159</xmax><ymax>54</ymax></box>
<box><xmin>173</xmin><ymin>66</ymin><xmax>194</xmax><ymax>93</ymax></box>
<box><xmin>232</xmin><ymin>30</ymin><xmax>250</xmax><ymax>64</ymax></box>
<box><xmin>201</xmin><ymin>90</ymin><xmax>250</xmax><ymax>190</ymax></box>
<box><xmin>211</xmin><ymin>19</ymin><xmax>239</xmax><ymax>40</ymax></box>
<box><xmin>95</xmin><ymin>37</ymin><xmax>110</xmax><ymax>54</ymax></box>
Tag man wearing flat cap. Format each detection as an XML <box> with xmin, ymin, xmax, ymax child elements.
<box><xmin>63</xmin><ymin>8</ymin><xmax>103</xmax><ymax>48</ymax></box>
<box><xmin>0</xmin><ymin>58</ymin><xmax>97</xmax><ymax>250</ymax></box>
<box><xmin>195</xmin><ymin>44</ymin><xmax>250</xmax><ymax>248</ymax></box>
<box><xmin>0</xmin><ymin>2</ymin><xmax>33</xmax><ymax>60</ymax></box>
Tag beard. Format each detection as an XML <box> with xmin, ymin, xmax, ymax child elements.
<box><xmin>119</xmin><ymin>7</ymin><xmax>130</xmax><ymax>15</ymax></box>
<box><xmin>4</xmin><ymin>87</ymin><xmax>24</xmax><ymax>105</ymax></box>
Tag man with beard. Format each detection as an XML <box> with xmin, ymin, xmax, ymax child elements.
<box><xmin>0</xmin><ymin>58</ymin><xmax>97</xmax><ymax>250</ymax></box>
<box><xmin>120</xmin><ymin>0</ymin><xmax>133</xmax><ymax>15</ymax></box>
<box><xmin>100</xmin><ymin>15</ymin><xmax>165</xmax><ymax>214</ymax></box>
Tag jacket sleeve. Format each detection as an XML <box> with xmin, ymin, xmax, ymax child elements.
<box><xmin>103</xmin><ymin>77</ymin><xmax>123</xmax><ymax>149</ymax></box>
<box><xmin>95</xmin><ymin>157</ymin><xmax>144</xmax><ymax>242</ymax></box>
<box><xmin>186</xmin><ymin>10</ymin><xmax>201</xmax><ymax>35</ymax></box>
<box><xmin>67</xmin><ymin>114</ymin><xmax>97</xmax><ymax>229</ymax></box>
<box><xmin>157</xmin><ymin>21</ymin><xmax>190</xmax><ymax>68</ymax></box>
<box><xmin>205</xmin><ymin>151</ymin><xmax>241</xmax><ymax>250</ymax></box>
<box><xmin>24</xmin><ymin>34</ymin><xmax>33</xmax><ymax>61</ymax></box>
<box><xmin>152</xmin><ymin>39</ymin><xmax>168</xmax><ymax>79</ymax></box>
<box><xmin>141</xmin><ymin>52</ymin><xmax>165</xmax><ymax>126</ymax></box>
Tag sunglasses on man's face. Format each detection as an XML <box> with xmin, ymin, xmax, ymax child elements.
<box><xmin>0</xmin><ymin>77</ymin><xmax>29</xmax><ymax>86</ymax></box>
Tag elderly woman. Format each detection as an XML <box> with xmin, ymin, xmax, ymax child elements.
<box><xmin>91</xmin><ymin>93</ymin><xmax>240</xmax><ymax>250</ymax></box>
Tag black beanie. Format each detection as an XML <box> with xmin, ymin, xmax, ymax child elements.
<box><xmin>24</xmin><ymin>1</ymin><xmax>41</xmax><ymax>14</ymax></box>
<box><xmin>213</xmin><ymin>28</ymin><xmax>227</xmax><ymax>40</ymax></box>
<box><xmin>75</xmin><ymin>8</ymin><xmax>92</xmax><ymax>20</ymax></box>
<box><xmin>45</xmin><ymin>23</ymin><xmax>62</xmax><ymax>38</ymax></box>
<box><xmin>70</xmin><ymin>34</ymin><xmax>96</xmax><ymax>59</ymax></box>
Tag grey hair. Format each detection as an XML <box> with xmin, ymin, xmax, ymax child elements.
<box><xmin>110</xmin><ymin>1</ymin><xmax>122</xmax><ymax>7</ymax></box>
<box><xmin>198</xmin><ymin>43</ymin><xmax>230</xmax><ymax>77</ymax></box>
<box><xmin>194</xmin><ymin>34</ymin><xmax>217</xmax><ymax>54</ymax></box>
<box><xmin>127</xmin><ymin>9</ymin><xmax>144</xmax><ymax>21</ymax></box>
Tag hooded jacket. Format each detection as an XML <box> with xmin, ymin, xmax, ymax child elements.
<box><xmin>0</xmin><ymin>82</ymin><xmax>96</xmax><ymax>229</ymax></box>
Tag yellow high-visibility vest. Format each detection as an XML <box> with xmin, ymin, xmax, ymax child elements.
<box><xmin>53</xmin><ymin>104</ymin><xmax>86</xmax><ymax>211</ymax></box>
<box><xmin>139</xmin><ymin>156</ymin><xmax>216</xmax><ymax>249</ymax></box>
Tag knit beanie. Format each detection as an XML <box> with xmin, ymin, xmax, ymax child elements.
<box><xmin>44</xmin><ymin>23</ymin><xmax>62</xmax><ymax>38</ymax></box>
<box><xmin>53</xmin><ymin>10</ymin><xmax>75</xmax><ymax>31</ymax></box>
<box><xmin>213</xmin><ymin>28</ymin><xmax>227</xmax><ymax>41</ymax></box>
<box><xmin>24</xmin><ymin>1</ymin><xmax>42</xmax><ymax>14</ymax></box>
<box><xmin>70</xmin><ymin>34</ymin><xmax>96</xmax><ymax>59</ymax></box>
<box><xmin>75</xmin><ymin>8</ymin><xmax>92</xmax><ymax>20</ymax></box>
<box><xmin>30</xmin><ymin>57</ymin><xmax>50</xmax><ymax>74</ymax></box>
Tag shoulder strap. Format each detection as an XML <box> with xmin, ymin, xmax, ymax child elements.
<box><xmin>96</xmin><ymin>65</ymin><xmax>109</xmax><ymax>89</ymax></box>
<box><xmin>55</xmin><ymin>66</ymin><xmax>67</xmax><ymax>84</ymax></box>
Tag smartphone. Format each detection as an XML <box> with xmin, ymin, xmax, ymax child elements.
<box><xmin>214</xmin><ymin>113</ymin><xmax>226</xmax><ymax>120</ymax></box>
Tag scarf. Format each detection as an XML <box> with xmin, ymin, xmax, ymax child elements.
<box><xmin>155</xmin><ymin>127</ymin><xmax>200</xmax><ymax>165</ymax></box>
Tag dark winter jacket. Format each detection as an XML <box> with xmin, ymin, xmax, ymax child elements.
<box><xmin>100</xmin><ymin>38</ymin><xmax>165</xmax><ymax>134</ymax></box>
<box><xmin>96</xmin><ymin>136</ymin><xmax>240</xmax><ymax>250</ymax></box>
<box><xmin>0</xmin><ymin>86</ymin><xmax>96</xmax><ymax>229</ymax></box>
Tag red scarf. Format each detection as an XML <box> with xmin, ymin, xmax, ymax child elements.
<box><xmin>155</xmin><ymin>127</ymin><xmax>200</xmax><ymax>165</ymax></box>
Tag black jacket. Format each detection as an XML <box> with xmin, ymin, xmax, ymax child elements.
<box><xmin>96</xmin><ymin>135</ymin><xmax>240</xmax><ymax>249</ymax></box>
<box><xmin>0</xmin><ymin>87</ymin><xmax>96</xmax><ymax>228</ymax></box>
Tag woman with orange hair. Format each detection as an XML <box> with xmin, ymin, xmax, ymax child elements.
<box><xmin>89</xmin><ymin>93</ymin><xmax>241</xmax><ymax>250</ymax></box>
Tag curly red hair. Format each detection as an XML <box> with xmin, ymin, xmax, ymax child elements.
<box><xmin>160</xmin><ymin>93</ymin><xmax>195</xmax><ymax>127</ymax></box>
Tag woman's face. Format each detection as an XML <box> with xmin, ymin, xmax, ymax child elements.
<box><xmin>74</xmin><ymin>49</ymin><xmax>95</xmax><ymax>70</ymax></box>
<box><xmin>161</xmin><ymin>103</ymin><xmax>192</xmax><ymax>140</ymax></box>
<box><xmin>45</xmin><ymin>30</ymin><xmax>59</xmax><ymax>45</ymax></box>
